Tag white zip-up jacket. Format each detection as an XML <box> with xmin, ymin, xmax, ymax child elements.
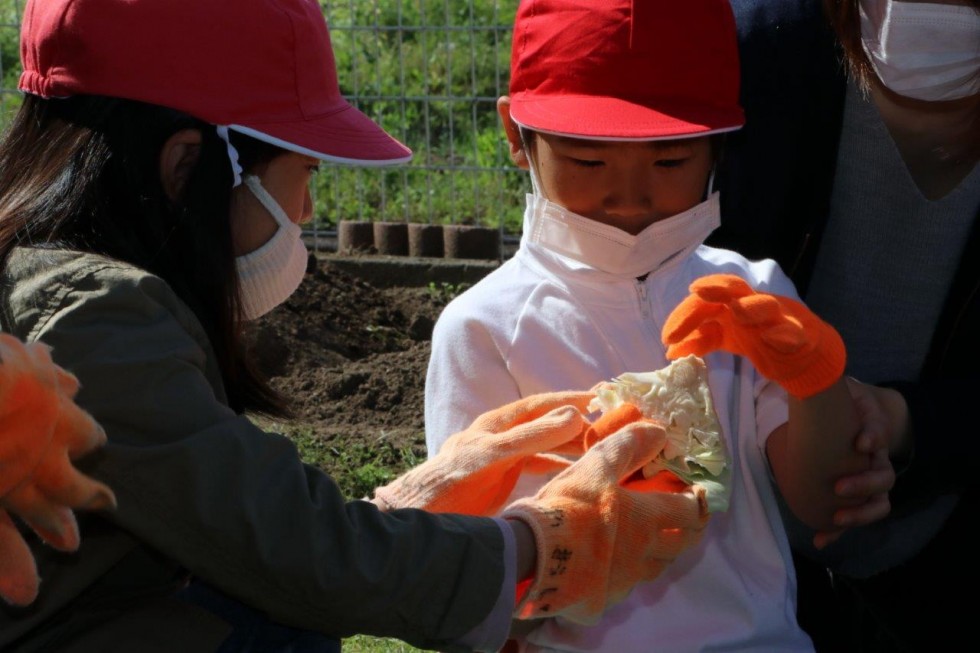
<box><xmin>425</xmin><ymin>201</ymin><xmax>814</xmax><ymax>652</ymax></box>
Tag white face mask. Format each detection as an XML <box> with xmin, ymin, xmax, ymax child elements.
<box><xmin>521</xmin><ymin>132</ymin><xmax>720</xmax><ymax>278</ymax></box>
<box><xmin>859</xmin><ymin>0</ymin><xmax>980</xmax><ymax>102</ymax></box>
<box><xmin>523</xmin><ymin>192</ymin><xmax>721</xmax><ymax>278</ymax></box>
<box><xmin>235</xmin><ymin>175</ymin><xmax>309</xmax><ymax>321</ymax></box>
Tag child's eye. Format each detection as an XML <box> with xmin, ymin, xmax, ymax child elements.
<box><xmin>571</xmin><ymin>158</ymin><xmax>604</xmax><ymax>168</ymax></box>
<box><xmin>655</xmin><ymin>158</ymin><xmax>687</xmax><ymax>169</ymax></box>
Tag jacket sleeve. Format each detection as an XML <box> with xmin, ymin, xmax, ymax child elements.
<box><xmin>424</xmin><ymin>292</ymin><xmax>523</xmax><ymax>457</ymax></box>
<box><xmin>20</xmin><ymin>261</ymin><xmax>506</xmax><ymax>650</ymax></box>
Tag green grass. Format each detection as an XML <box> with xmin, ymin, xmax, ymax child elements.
<box><xmin>283</xmin><ymin>423</ymin><xmax>424</xmax><ymax>499</ymax></box>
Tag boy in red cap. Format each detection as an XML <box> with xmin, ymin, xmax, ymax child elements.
<box><xmin>426</xmin><ymin>1</ymin><xmax>902</xmax><ymax>650</ymax></box>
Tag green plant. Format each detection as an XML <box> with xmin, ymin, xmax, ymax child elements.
<box><xmin>342</xmin><ymin>635</ymin><xmax>429</xmax><ymax>653</ymax></box>
<box><xmin>312</xmin><ymin>0</ymin><xmax>526</xmax><ymax>232</ymax></box>
<box><xmin>0</xmin><ymin>0</ymin><xmax>25</xmax><ymax>129</ymax></box>
<box><xmin>426</xmin><ymin>281</ymin><xmax>471</xmax><ymax>302</ymax></box>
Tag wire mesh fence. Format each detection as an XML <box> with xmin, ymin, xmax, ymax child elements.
<box><xmin>0</xmin><ymin>0</ymin><xmax>526</xmax><ymax>247</ymax></box>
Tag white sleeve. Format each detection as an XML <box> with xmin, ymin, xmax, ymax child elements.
<box><xmin>425</xmin><ymin>296</ymin><xmax>523</xmax><ymax>456</ymax></box>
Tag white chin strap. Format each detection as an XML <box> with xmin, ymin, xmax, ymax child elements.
<box><xmin>216</xmin><ymin>126</ymin><xmax>244</xmax><ymax>187</ymax></box>
<box><xmin>518</xmin><ymin>126</ymin><xmax>545</xmax><ymax>198</ymax></box>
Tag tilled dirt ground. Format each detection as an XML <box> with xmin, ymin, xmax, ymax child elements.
<box><xmin>247</xmin><ymin>254</ymin><xmax>463</xmax><ymax>496</ymax></box>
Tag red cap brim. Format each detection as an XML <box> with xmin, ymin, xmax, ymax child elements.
<box><xmin>234</xmin><ymin>102</ymin><xmax>412</xmax><ymax>166</ymax></box>
<box><xmin>510</xmin><ymin>94</ymin><xmax>745</xmax><ymax>141</ymax></box>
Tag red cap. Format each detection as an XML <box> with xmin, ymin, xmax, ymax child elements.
<box><xmin>18</xmin><ymin>0</ymin><xmax>412</xmax><ymax>165</ymax></box>
<box><xmin>508</xmin><ymin>0</ymin><xmax>745</xmax><ymax>140</ymax></box>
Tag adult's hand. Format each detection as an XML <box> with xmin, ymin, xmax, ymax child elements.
<box><xmin>812</xmin><ymin>378</ymin><xmax>901</xmax><ymax>548</ymax></box>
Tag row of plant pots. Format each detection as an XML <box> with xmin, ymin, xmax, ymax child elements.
<box><xmin>336</xmin><ymin>220</ymin><xmax>501</xmax><ymax>261</ymax></box>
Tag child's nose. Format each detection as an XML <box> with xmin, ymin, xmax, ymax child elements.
<box><xmin>300</xmin><ymin>189</ymin><xmax>314</xmax><ymax>225</ymax></box>
<box><xmin>604</xmin><ymin>178</ymin><xmax>652</xmax><ymax>217</ymax></box>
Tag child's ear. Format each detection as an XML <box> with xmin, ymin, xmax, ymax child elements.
<box><xmin>159</xmin><ymin>128</ymin><xmax>204</xmax><ymax>202</ymax></box>
<box><xmin>497</xmin><ymin>96</ymin><xmax>530</xmax><ymax>170</ymax></box>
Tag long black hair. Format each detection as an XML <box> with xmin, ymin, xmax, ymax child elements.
<box><xmin>0</xmin><ymin>94</ymin><xmax>291</xmax><ymax>417</ymax></box>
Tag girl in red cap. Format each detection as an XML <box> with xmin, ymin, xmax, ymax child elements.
<box><xmin>426</xmin><ymin>1</ymin><xmax>902</xmax><ymax>651</ymax></box>
<box><xmin>0</xmin><ymin>1</ymin><xmax>707</xmax><ymax>651</ymax></box>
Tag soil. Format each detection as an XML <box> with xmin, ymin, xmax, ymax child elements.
<box><xmin>247</xmin><ymin>254</ymin><xmax>463</xmax><ymax>491</ymax></box>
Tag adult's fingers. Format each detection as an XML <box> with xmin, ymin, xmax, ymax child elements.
<box><xmin>813</xmin><ymin>492</ymin><xmax>892</xmax><ymax>551</ymax></box>
<box><xmin>834</xmin><ymin>448</ymin><xmax>895</xmax><ymax>501</ymax></box>
<box><xmin>832</xmin><ymin>493</ymin><xmax>891</xmax><ymax>531</ymax></box>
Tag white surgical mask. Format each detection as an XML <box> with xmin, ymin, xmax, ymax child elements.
<box><xmin>523</xmin><ymin>193</ymin><xmax>721</xmax><ymax>278</ymax></box>
<box><xmin>235</xmin><ymin>175</ymin><xmax>309</xmax><ymax>320</ymax></box>
<box><xmin>859</xmin><ymin>0</ymin><xmax>980</xmax><ymax>102</ymax></box>
<box><xmin>520</xmin><ymin>131</ymin><xmax>720</xmax><ymax>278</ymax></box>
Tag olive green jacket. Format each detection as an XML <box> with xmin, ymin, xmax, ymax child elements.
<box><xmin>0</xmin><ymin>247</ymin><xmax>504</xmax><ymax>652</ymax></box>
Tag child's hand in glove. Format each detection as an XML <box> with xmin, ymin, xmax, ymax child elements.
<box><xmin>502</xmin><ymin>420</ymin><xmax>709</xmax><ymax>625</ymax></box>
<box><xmin>0</xmin><ymin>334</ymin><xmax>116</xmax><ymax>607</ymax></box>
<box><xmin>662</xmin><ymin>274</ymin><xmax>845</xmax><ymax>398</ymax></box>
<box><xmin>371</xmin><ymin>391</ymin><xmax>594</xmax><ymax>516</ymax></box>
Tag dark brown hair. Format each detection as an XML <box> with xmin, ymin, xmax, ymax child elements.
<box><xmin>0</xmin><ymin>94</ymin><xmax>292</xmax><ymax>418</ymax></box>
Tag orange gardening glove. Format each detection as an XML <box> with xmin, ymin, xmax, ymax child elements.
<box><xmin>502</xmin><ymin>421</ymin><xmax>709</xmax><ymax>625</ymax></box>
<box><xmin>371</xmin><ymin>391</ymin><xmax>594</xmax><ymax>516</ymax></box>
<box><xmin>0</xmin><ymin>333</ymin><xmax>116</xmax><ymax>607</ymax></box>
<box><xmin>662</xmin><ymin>274</ymin><xmax>846</xmax><ymax>399</ymax></box>
<box><xmin>582</xmin><ymin>402</ymin><xmax>646</xmax><ymax>450</ymax></box>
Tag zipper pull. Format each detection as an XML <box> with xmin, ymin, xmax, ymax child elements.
<box><xmin>635</xmin><ymin>279</ymin><xmax>651</xmax><ymax>318</ymax></box>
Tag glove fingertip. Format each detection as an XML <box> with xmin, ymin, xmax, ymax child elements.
<box><xmin>691</xmin><ymin>274</ymin><xmax>752</xmax><ymax>301</ymax></box>
<box><xmin>83</xmin><ymin>484</ymin><xmax>117</xmax><ymax>512</ymax></box>
<box><xmin>664</xmin><ymin>343</ymin><xmax>688</xmax><ymax>360</ymax></box>
<box><xmin>0</xmin><ymin>575</ymin><xmax>39</xmax><ymax>607</ymax></box>
<box><xmin>33</xmin><ymin>507</ymin><xmax>80</xmax><ymax>552</ymax></box>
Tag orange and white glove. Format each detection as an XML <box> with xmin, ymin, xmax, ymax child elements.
<box><xmin>662</xmin><ymin>274</ymin><xmax>846</xmax><ymax>399</ymax></box>
<box><xmin>371</xmin><ymin>391</ymin><xmax>594</xmax><ymax>516</ymax></box>
<box><xmin>502</xmin><ymin>421</ymin><xmax>709</xmax><ymax>624</ymax></box>
<box><xmin>0</xmin><ymin>334</ymin><xmax>116</xmax><ymax>607</ymax></box>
